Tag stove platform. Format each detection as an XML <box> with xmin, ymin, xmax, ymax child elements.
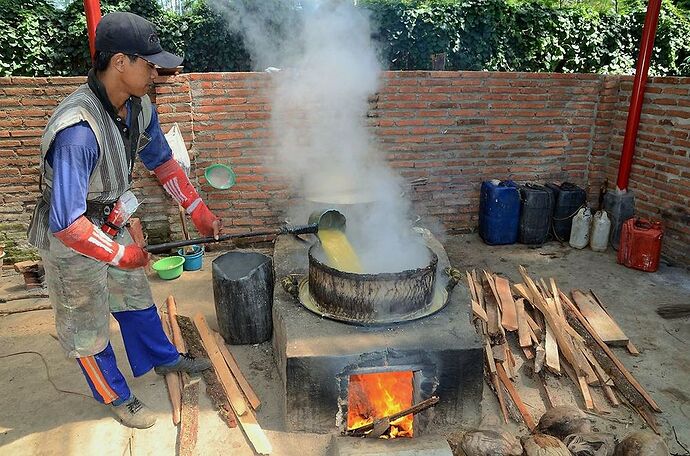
<box><xmin>272</xmin><ymin>231</ymin><xmax>483</xmax><ymax>434</ymax></box>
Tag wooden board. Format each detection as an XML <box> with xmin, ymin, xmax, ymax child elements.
<box><xmin>214</xmin><ymin>332</ymin><xmax>261</xmax><ymax>410</ymax></box>
<box><xmin>161</xmin><ymin>314</ymin><xmax>182</xmax><ymax>425</ymax></box>
<box><xmin>496</xmin><ymin>363</ymin><xmax>536</xmax><ymax>430</ymax></box>
<box><xmin>560</xmin><ymin>291</ymin><xmax>662</xmax><ymax>413</ymax></box>
<box><xmin>193</xmin><ymin>313</ymin><xmax>247</xmax><ymax>416</ymax></box>
<box><xmin>178</xmin><ymin>375</ymin><xmax>200</xmax><ymax>456</ymax></box>
<box><xmin>235</xmin><ymin>403</ymin><xmax>272</xmax><ymax>455</ymax></box>
<box><xmin>495</xmin><ymin>276</ymin><xmax>518</xmax><ymax>331</ymax></box>
<box><xmin>571</xmin><ymin>290</ymin><xmax>628</xmax><ymax>346</ymax></box>
<box><xmin>515</xmin><ymin>298</ymin><xmax>532</xmax><ymax>348</ymax></box>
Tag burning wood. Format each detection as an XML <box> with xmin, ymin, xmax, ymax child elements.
<box><xmin>346</xmin><ymin>371</ymin><xmax>414</xmax><ymax>438</ymax></box>
<box><xmin>343</xmin><ymin>396</ymin><xmax>440</xmax><ymax>438</ymax></box>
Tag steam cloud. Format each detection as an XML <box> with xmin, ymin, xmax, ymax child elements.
<box><xmin>211</xmin><ymin>0</ymin><xmax>429</xmax><ymax>272</ymax></box>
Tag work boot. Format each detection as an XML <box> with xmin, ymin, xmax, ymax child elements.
<box><xmin>154</xmin><ymin>353</ymin><xmax>212</xmax><ymax>375</ymax></box>
<box><xmin>110</xmin><ymin>395</ymin><xmax>157</xmax><ymax>429</ymax></box>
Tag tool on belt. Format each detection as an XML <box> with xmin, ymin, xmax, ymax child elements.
<box><xmin>145</xmin><ymin>209</ymin><xmax>346</xmax><ymax>254</ymax></box>
<box><xmin>101</xmin><ymin>190</ymin><xmax>141</xmax><ymax>238</ymax></box>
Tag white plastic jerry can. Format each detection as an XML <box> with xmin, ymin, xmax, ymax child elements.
<box><xmin>590</xmin><ymin>210</ymin><xmax>611</xmax><ymax>252</ymax></box>
<box><xmin>569</xmin><ymin>207</ymin><xmax>592</xmax><ymax>249</ymax></box>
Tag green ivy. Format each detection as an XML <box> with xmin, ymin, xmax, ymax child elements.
<box><xmin>0</xmin><ymin>0</ymin><xmax>689</xmax><ymax>77</ymax></box>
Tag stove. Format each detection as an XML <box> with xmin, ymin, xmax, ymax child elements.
<box><xmin>271</xmin><ymin>229</ymin><xmax>484</xmax><ymax>435</ymax></box>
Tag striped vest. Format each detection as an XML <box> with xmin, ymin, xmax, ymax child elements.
<box><xmin>27</xmin><ymin>84</ymin><xmax>152</xmax><ymax>250</ymax></box>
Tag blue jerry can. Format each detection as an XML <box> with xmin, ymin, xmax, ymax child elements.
<box><xmin>479</xmin><ymin>180</ymin><xmax>521</xmax><ymax>245</ymax></box>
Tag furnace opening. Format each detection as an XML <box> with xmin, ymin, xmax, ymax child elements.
<box><xmin>346</xmin><ymin>370</ymin><xmax>414</xmax><ymax>438</ymax></box>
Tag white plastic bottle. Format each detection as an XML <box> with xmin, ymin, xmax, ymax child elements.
<box><xmin>569</xmin><ymin>207</ymin><xmax>592</xmax><ymax>249</ymax></box>
<box><xmin>589</xmin><ymin>210</ymin><xmax>611</xmax><ymax>252</ymax></box>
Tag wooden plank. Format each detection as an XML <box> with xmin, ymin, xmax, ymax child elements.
<box><xmin>235</xmin><ymin>403</ymin><xmax>273</xmax><ymax>454</ymax></box>
<box><xmin>515</xmin><ymin>298</ymin><xmax>532</xmax><ymax>348</ymax></box>
<box><xmin>524</xmin><ymin>312</ymin><xmax>543</xmax><ymax>340</ymax></box>
<box><xmin>522</xmin><ymin>347</ymin><xmax>534</xmax><ymax>360</ymax></box>
<box><xmin>166</xmin><ymin>295</ymin><xmax>187</xmax><ymax>352</ymax></box>
<box><xmin>544</xmin><ymin>317</ymin><xmax>561</xmax><ymax>374</ymax></box>
<box><xmin>483</xmin><ymin>278</ymin><xmax>505</xmax><ymax>344</ymax></box>
<box><xmin>177</xmin><ymin>315</ymin><xmax>237</xmax><ymax>428</ymax></box>
<box><xmin>626</xmin><ymin>341</ymin><xmax>640</xmax><ymax>356</ymax></box>
<box><xmin>161</xmin><ymin>314</ymin><xmax>182</xmax><ymax>426</ymax></box>
<box><xmin>513</xmin><ymin>283</ymin><xmax>532</xmax><ymax>302</ymax></box>
<box><xmin>483</xmin><ymin>270</ymin><xmax>501</xmax><ymax>310</ymax></box>
<box><xmin>178</xmin><ymin>374</ymin><xmax>200</xmax><ymax>456</ymax></box>
<box><xmin>214</xmin><ymin>332</ymin><xmax>261</xmax><ymax>410</ymax></box>
<box><xmin>518</xmin><ymin>267</ymin><xmax>580</xmax><ymax>375</ymax></box>
<box><xmin>560</xmin><ymin>292</ymin><xmax>662</xmax><ymax>412</ymax></box>
<box><xmin>581</xmin><ymin>346</ymin><xmax>612</xmax><ymax>386</ymax></box>
<box><xmin>193</xmin><ymin>313</ymin><xmax>247</xmax><ymax>416</ymax></box>
<box><xmin>496</xmin><ymin>363</ymin><xmax>536</xmax><ymax>431</ymax></box>
<box><xmin>571</xmin><ymin>290</ymin><xmax>628</xmax><ymax>346</ymax></box>
<box><xmin>495</xmin><ymin>276</ymin><xmax>518</xmax><ymax>331</ymax></box>
<box><xmin>466</xmin><ymin>271</ymin><xmax>479</xmax><ymax>302</ymax></box>
<box><xmin>472</xmin><ymin>300</ymin><xmax>489</xmax><ymax>323</ymax></box>
<box><xmin>484</xmin><ymin>342</ymin><xmax>497</xmax><ymax>374</ymax></box>
<box><xmin>491</xmin><ymin>373</ymin><xmax>509</xmax><ymax>424</ymax></box>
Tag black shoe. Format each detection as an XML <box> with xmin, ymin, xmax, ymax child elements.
<box><xmin>154</xmin><ymin>353</ymin><xmax>212</xmax><ymax>375</ymax></box>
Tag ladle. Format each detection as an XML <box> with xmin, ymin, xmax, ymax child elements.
<box><xmin>146</xmin><ymin>209</ymin><xmax>346</xmax><ymax>254</ymax></box>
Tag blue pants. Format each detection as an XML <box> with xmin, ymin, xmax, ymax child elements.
<box><xmin>76</xmin><ymin>305</ymin><xmax>178</xmax><ymax>404</ymax></box>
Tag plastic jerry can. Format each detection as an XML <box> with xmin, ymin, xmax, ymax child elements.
<box><xmin>617</xmin><ymin>218</ymin><xmax>663</xmax><ymax>272</ymax></box>
<box><xmin>479</xmin><ymin>180</ymin><xmax>521</xmax><ymax>245</ymax></box>
<box><xmin>589</xmin><ymin>210</ymin><xmax>611</xmax><ymax>252</ymax></box>
<box><xmin>569</xmin><ymin>207</ymin><xmax>592</xmax><ymax>249</ymax></box>
<box><xmin>545</xmin><ymin>182</ymin><xmax>587</xmax><ymax>242</ymax></box>
<box><xmin>518</xmin><ymin>184</ymin><xmax>554</xmax><ymax>246</ymax></box>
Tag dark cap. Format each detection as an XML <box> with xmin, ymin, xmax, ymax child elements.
<box><xmin>95</xmin><ymin>12</ymin><xmax>183</xmax><ymax>69</ymax></box>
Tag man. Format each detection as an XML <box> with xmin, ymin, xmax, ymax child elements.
<box><xmin>27</xmin><ymin>12</ymin><xmax>219</xmax><ymax>429</ymax></box>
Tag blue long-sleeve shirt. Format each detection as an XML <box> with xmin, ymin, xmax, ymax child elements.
<box><xmin>47</xmin><ymin>102</ymin><xmax>172</xmax><ymax>232</ymax></box>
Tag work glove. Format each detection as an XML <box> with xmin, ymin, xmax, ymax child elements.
<box><xmin>54</xmin><ymin>216</ymin><xmax>150</xmax><ymax>269</ymax></box>
<box><xmin>153</xmin><ymin>158</ymin><xmax>220</xmax><ymax>238</ymax></box>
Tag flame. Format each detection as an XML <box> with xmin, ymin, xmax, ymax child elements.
<box><xmin>347</xmin><ymin>371</ymin><xmax>414</xmax><ymax>438</ymax></box>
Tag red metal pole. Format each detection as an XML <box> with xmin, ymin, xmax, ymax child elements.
<box><xmin>616</xmin><ymin>0</ymin><xmax>663</xmax><ymax>191</ymax></box>
<box><xmin>83</xmin><ymin>0</ymin><xmax>102</xmax><ymax>62</ymax></box>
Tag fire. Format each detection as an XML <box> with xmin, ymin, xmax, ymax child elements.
<box><xmin>347</xmin><ymin>371</ymin><xmax>414</xmax><ymax>438</ymax></box>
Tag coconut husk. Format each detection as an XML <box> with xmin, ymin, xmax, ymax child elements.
<box><xmin>537</xmin><ymin>405</ymin><xmax>591</xmax><ymax>441</ymax></box>
<box><xmin>522</xmin><ymin>434</ymin><xmax>571</xmax><ymax>456</ymax></box>
<box><xmin>614</xmin><ymin>431</ymin><xmax>669</xmax><ymax>456</ymax></box>
<box><xmin>564</xmin><ymin>432</ymin><xmax>616</xmax><ymax>456</ymax></box>
<box><xmin>458</xmin><ymin>429</ymin><xmax>523</xmax><ymax>456</ymax></box>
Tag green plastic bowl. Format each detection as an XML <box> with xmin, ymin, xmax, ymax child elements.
<box><xmin>152</xmin><ymin>256</ymin><xmax>185</xmax><ymax>280</ymax></box>
<box><xmin>205</xmin><ymin>163</ymin><xmax>236</xmax><ymax>190</ymax></box>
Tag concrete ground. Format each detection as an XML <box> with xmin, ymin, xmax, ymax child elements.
<box><xmin>0</xmin><ymin>233</ymin><xmax>688</xmax><ymax>455</ymax></box>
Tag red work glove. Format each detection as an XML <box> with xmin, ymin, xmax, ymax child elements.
<box><xmin>153</xmin><ymin>158</ymin><xmax>220</xmax><ymax>237</ymax></box>
<box><xmin>54</xmin><ymin>216</ymin><xmax>150</xmax><ymax>269</ymax></box>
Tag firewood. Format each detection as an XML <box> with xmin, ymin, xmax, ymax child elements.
<box><xmin>518</xmin><ymin>267</ymin><xmax>580</xmax><ymax>376</ymax></box>
<box><xmin>515</xmin><ymin>298</ymin><xmax>532</xmax><ymax>348</ymax></box>
<box><xmin>193</xmin><ymin>313</ymin><xmax>247</xmax><ymax>416</ymax></box>
<box><xmin>176</xmin><ymin>315</ymin><xmax>237</xmax><ymax>428</ymax></box>
<box><xmin>161</xmin><ymin>314</ymin><xmax>182</xmax><ymax>425</ymax></box>
<box><xmin>560</xmin><ymin>291</ymin><xmax>661</xmax><ymax>413</ymax></box>
<box><xmin>344</xmin><ymin>396</ymin><xmax>439</xmax><ymax>437</ymax></box>
<box><xmin>496</xmin><ymin>363</ymin><xmax>536</xmax><ymax>431</ymax></box>
<box><xmin>213</xmin><ymin>332</ymin><xmax>261</xmax><ymax>410</ymax></box>
<box><xmin>495</xmin><ymin>276</ymin><xmax>518</xmax><ymax>331</ymax></box>
<box><xmin>572</xmin><ymin>290</ymin><xmax>628</xmax><ymax>346</ymax></box>
<box><xmin>166</xmin><ymin>295</ymin><xmax>187</xmax><ymax>352</ymax></box>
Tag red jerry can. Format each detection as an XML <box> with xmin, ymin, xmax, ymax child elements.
<box><xmin>617</xmin><ymin>218</ymin><xmax>663</xmax><ymax>272</ymax></box>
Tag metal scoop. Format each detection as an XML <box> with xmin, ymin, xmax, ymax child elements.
<box><xmin>146</xmin><ymin>209</ymin><xmax>346</xmax><ymax>254</ymax></box>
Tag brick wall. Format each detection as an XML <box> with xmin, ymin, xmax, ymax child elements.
<box><xmin>1</xmin><ymin>71</ymin><xmax>688</xmax><ymax>266</ymax></box>
<box><xmin>602</xmin><ymin>77</ymin><xmax>690</xmax><ymax>267</ymax></box>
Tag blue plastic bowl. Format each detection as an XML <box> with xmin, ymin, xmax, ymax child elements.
<box><xmin>177</xmin><ymin>245</ymin><xmax>204</xmax><ymax>271</ymax></box>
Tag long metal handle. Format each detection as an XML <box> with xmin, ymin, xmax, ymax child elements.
<box><xmin>145</xmin><ymin>223</ymin><xmax>318</xmax><ymax>254</ymax></box>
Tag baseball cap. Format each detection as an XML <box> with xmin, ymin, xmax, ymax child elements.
<box><xmin>95</xmin><ymin>12</ymin><xmax>183</xmax><ymax>69</ymax></box>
